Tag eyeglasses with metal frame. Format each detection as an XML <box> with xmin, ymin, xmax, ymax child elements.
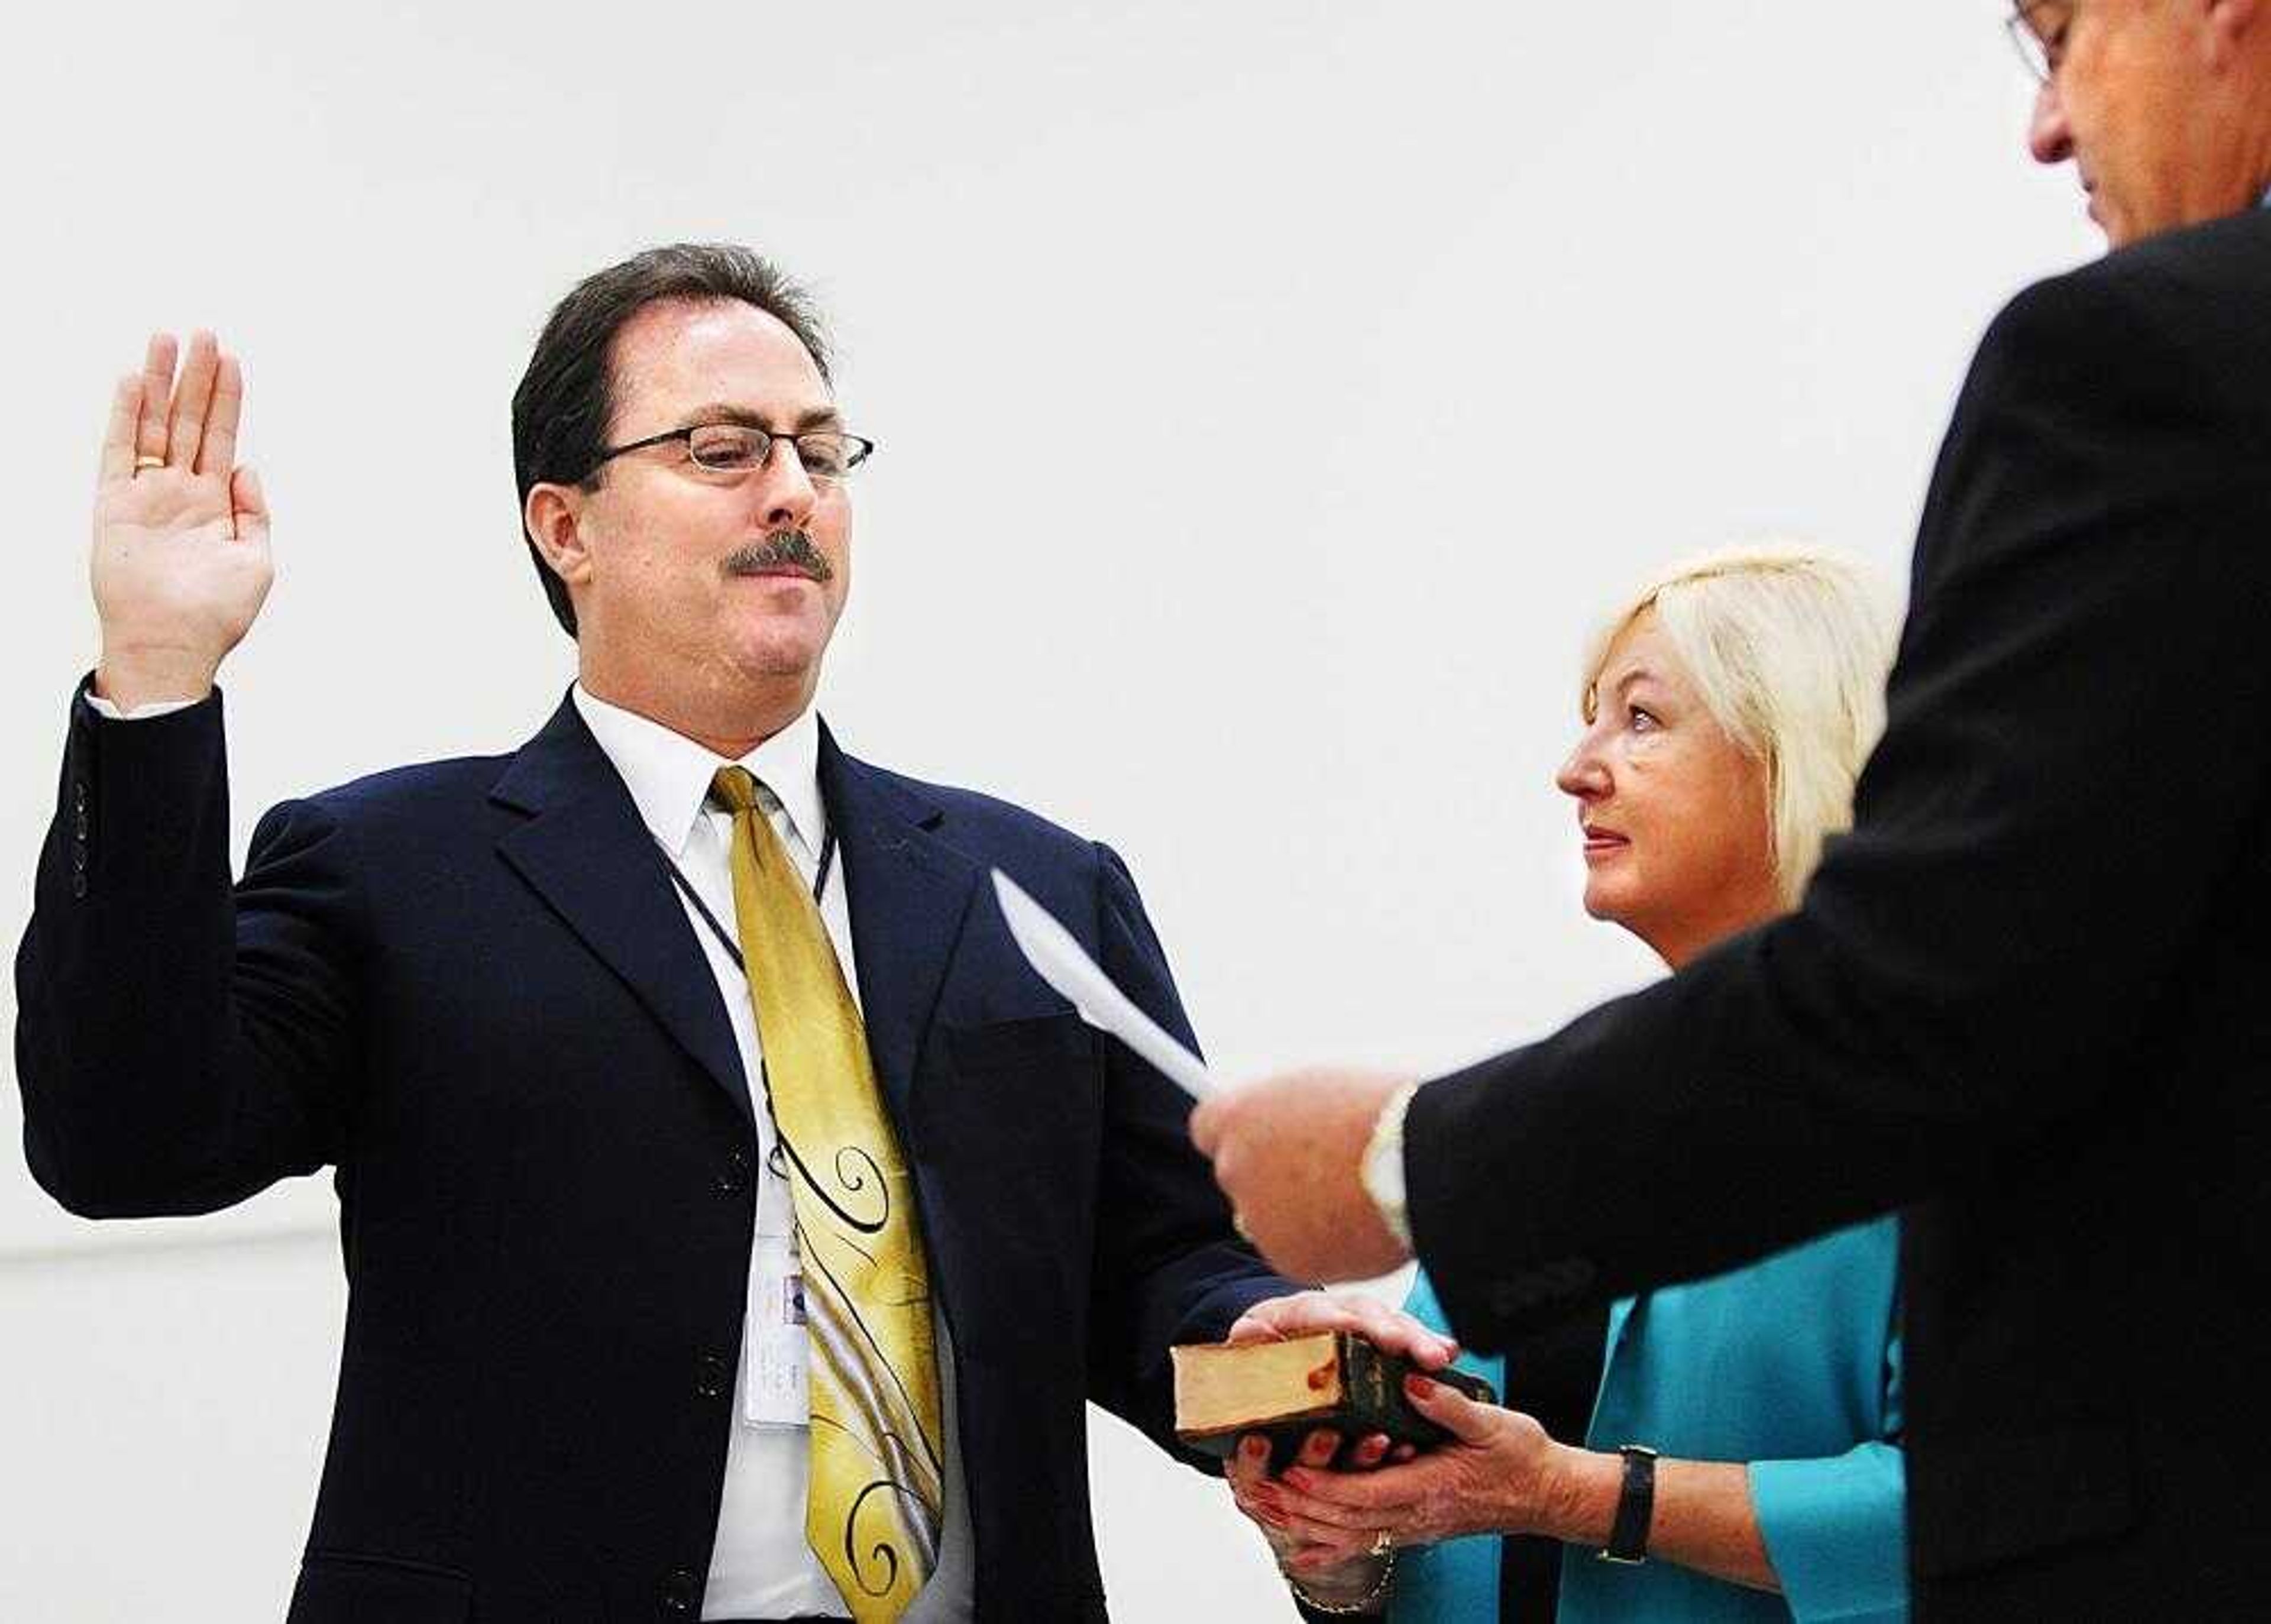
<box><xmin>2005</xmin><ymin>0</ymin><xmax>2073</xmax><ymax>86</ymax></box>
<box><xmin>588</xmin><ymin>422</ymin><xmax>878</xmax><ymax>482</ymax></box>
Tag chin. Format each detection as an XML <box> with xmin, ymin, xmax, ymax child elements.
<box><xmin>1588</xmin><ymin>884</ymin><xmax>1673</xmax><ymax>946</ymax></box>
<box><xmin>729</xmin><ymin>645</ymin><xmax>823</xmax><ymax>685</ymax></box>
<box><xmin>725</xmin><ymin>614</ymin><xmax>834</xmax><ymax>681</ymax></box>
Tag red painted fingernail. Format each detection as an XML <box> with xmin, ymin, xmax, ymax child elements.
<box><xmin>1405</xmin><ymin>1374</ymin><xmax>1436</xmax><ymax>1399</ymax></box>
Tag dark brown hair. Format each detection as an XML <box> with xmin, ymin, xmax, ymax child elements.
<box><xmin>510</xmin><ymin>244</ymin><xmax>832</xmax><ymax>637</ymax></box>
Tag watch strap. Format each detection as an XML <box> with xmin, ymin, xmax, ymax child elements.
<box><xmin>1600</xmin><ymin>1444</ymin><xmax>1658</xmax><ymax>1565</ymax></box>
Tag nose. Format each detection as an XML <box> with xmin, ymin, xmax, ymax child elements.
<box><xmin>2027</xmin><ymin>78</ymin><xmax>2072</xmax><ymax>166</ymax></box>
<box><xmin>1556</xmin><ymin>737</ymin><xmax>1610</xmax><ymax>803</ymax></box>
<box><xmin>752</xmin><ymin>438</ymin><xmax>819</xmax><ymax>531</ymax></box>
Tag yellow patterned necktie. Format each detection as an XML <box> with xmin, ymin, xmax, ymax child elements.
<box><xmin>710</xmin><ymin>766</ymin><xmax>943</xmax><ymax>1622</ymax></box>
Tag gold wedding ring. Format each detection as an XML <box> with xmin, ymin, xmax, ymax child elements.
<box><xmin>134</xmin><ymin>455</ymin><xmax>166</xmax><ymax>471</ymax></box>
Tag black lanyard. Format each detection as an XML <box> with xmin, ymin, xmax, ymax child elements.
<box><xmin>659</xmin><ymin>807</ymin><xmax>839</xmax><ymax>1187</ymax></box>
<box><xmin>661</xmin><ymin>819</ymin><xmax>837</xmax><ymax>975</ymax></box>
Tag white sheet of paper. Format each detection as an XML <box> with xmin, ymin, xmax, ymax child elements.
<box><xmin>989</xmin><ymin>868</ymin><xmax>1219</xmax><ymax>1100</ymax></box>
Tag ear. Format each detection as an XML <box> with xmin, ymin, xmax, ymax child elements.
<box><xmin>525</xmin><ymin>481</ymin><xmax>595</xmax><ymax>593</ymax></box>
<box><xmin>2205</xmin><ymin>0</ymin><xmax>2261</xmax><ymax>67</ymax></box>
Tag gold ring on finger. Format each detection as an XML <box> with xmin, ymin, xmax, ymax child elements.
<box><xmin>134</xmin><ymin>455</ymin><xmax>166</xmax><ymax>471</ymax></box>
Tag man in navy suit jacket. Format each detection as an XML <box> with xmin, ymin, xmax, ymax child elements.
<box><xmin>17</xmin><ymin>244</ymin><xmax>1321</xmax><ymax>1622</ymax></box>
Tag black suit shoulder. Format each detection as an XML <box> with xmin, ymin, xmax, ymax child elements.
<box><xmin>2082</xmin><ymin>203</ymin><xmax>2271</xmax><ymax>303</ymax></box>
<box><xmin>1913</xmin><ymin>211</ymin><xmax>2271</xmax><ymax>609</ymax></box>
<box><xmin>836</xmin><ymin>749</ymin><xmax>1112</xmax><ymax>871</ymax></box>
<box><xmin>1972</xmin><ymin>209</ymin><xmax>2271</xmax><ymax>438</ymax></box>
<box><xmin>222</xmin><ymin>754</ymin><xmax>524</xmax><ymax>917</ymax></box>
<box><xmin>293</xmin><ymin>752</ymin><xmax>514</xmax><ymax>824</ymax></box>
<box><xmin>1998</xmin><ymin>206</ymin><xmax>2271</xmax><ymax>324</ymax></box>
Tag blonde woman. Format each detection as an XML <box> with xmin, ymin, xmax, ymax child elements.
<box><xmin>1234</xmin><ymin>547</ymin><xmax>1905</xmax><ymax>1623</ymax></box>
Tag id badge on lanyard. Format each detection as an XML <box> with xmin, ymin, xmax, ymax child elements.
<box><xmin>745</xmin><ymin>1228</ymin><xmax>810</xmax><ymax>1428</ymax></box>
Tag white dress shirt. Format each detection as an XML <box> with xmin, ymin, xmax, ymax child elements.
<box><xmin>572</xmin><ymin>687</ymin><xmax>973</xmax><ymax>1622</ymax></box>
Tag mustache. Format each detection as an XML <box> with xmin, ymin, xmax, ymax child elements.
<box><xmin>723</xmin><ymin>529</ymin><xmax>834</xmax><ymax>584</ymax></box>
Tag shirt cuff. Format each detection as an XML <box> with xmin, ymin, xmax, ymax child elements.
<box><xmin>84</xmin><ymin>693</ymin><xmax>200</xmax><ymax>722</ymax></box>
<box><xmin>1360</xmin><ymin>1082</ymin><xmax>1421</xmax><ymax>1248</ymax></box>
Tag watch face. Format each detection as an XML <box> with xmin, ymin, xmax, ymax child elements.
<box><xmin>1359</xmin><ymin>1083</ymin><xmax>1417</xmax><ymax>1240</ymax></box>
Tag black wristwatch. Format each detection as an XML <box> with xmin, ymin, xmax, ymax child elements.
<box><xmin>1599</xmin><ymin>1444</ymin><xmax>1659</xmax><ymax>1565</ymax></box>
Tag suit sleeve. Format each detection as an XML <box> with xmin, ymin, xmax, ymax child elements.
<box><xmin>14</xmin><ymin>685</ymin><xmax>362</xmax><ymax>1216</ymax></box>
<box><xmin>1081</xmin><ymin>842</ymin><xmax>1289</xmax><ymax>1459</ymax></box>
<box><xmin>1408</xmin><ymin>260</ymin><xmax>2271</xmax><ymax>1345</ymax></box>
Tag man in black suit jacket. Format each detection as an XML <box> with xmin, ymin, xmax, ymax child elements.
<box><xmin>15</xmin><ymin>245</ymin><xmax>1319</xmax><ymax>1622</ymax></box>
<box><xmin>1195</xmin><ymin>4</ymin><xmax>2271</xmax><ymax>1616</ymax></box>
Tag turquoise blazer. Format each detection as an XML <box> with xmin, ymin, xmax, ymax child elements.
<box><xmin>1393</xmin><ymin>1217</ymin><xmax>1905</xmax><ymax>1623</ymax></box>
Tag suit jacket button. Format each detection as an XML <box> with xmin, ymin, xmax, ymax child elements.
<box><xmin>696</xmin><ymin>1351</ymin><xmax>729</xmax><ymax>1400</ymax></box>
<box><xmin>660</xmin><ymin>1566</ymin><xmax>701</xmax><ymax>1614</ymax></box>
<box><xmin>72</xmin><ymin>781</ymin><xmax>88</xmax><ymax>811</ymax></box>
<box><xmin>71</xmin><ymin>874</ymin><xmax>88</xmax><ymax>900</ymax></box>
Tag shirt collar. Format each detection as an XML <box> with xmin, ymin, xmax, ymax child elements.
<box><xmin>571</xmin><ymin>684</ymin><xmax>825</xmax><ymax>862</ymax></box>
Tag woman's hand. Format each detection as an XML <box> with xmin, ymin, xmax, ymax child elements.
<box><xmin>1217</xmin><ymin>1290</ymin><xmax>1463</xmax><ymax>1596</ymax></box>
<box><xmin>1248</xmin><ymin>1373</ymin><xmax>1568</xmax><ymax>1572</ymax></box>
<box><xmin>1226</xmin><ymin>1428</ymin><xmax>1397</xmax><ymax>1602</ymax></box>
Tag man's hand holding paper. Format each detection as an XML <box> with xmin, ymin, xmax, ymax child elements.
<box><xmin>1190</xmin><ymin>1066</ymin><xmax>1416</xmax><ymax>1285</ymax></box>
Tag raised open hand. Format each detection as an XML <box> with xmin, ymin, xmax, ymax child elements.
<box><xmin>92</xmin><ymin>331</ymin><xmax>273</xmax><ymax>709</ymax></box>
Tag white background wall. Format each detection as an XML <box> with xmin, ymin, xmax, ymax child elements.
<box><xmin>1</xmin><ymin>2</ymin><xmax>2095</xmax><ymax>1618</ymax></box>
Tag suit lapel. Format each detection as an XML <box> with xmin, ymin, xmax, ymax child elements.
<box><xmin>819</xmin><ymin>723</ymin><xmax>979</xmax><ymax>1122</ymax></box>
<box><xmin>490</xmin><ymin>694</ymin><xmax>753</xmax><ymax>1131</ymax></box>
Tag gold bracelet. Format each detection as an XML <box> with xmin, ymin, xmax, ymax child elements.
<box><xmin>1286</xmin><ymin>1548</ymin><xmax>1396</xmax><ymax>1615</ymax></box>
